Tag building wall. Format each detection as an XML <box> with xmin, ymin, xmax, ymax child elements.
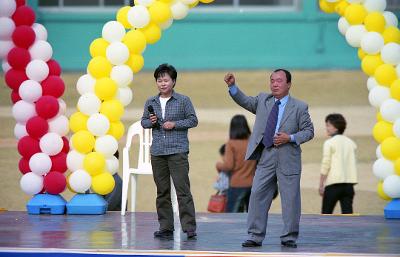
<box><xmin>32</xmin><ymin>1</ymin><xmax>360</xmax><ymax>71</ymax></box>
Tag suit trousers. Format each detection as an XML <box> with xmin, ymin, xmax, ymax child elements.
<box><xmin>151</xmin><ymin>153</ymin><xmax>197</xmax><ymax>233</ymax></box>
<box><xmin>247</xmin><ymin>146</ymin><xmax>301</xmax><ymax>243</ymax></box>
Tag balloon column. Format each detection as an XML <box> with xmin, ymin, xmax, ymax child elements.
<box><xmin>320</xmin><ymin>0</ymin><xmax>400</xmax><ymax>201</ymax></box>
<box><xmin>66</xmin><ymin>0</ymin><xmax>215</xmax><ymax>196</ymax></box>
<box><xmin>1</xmin><ymin>0</ymin><xmax>69</xmax><ymax>196</ymax></box>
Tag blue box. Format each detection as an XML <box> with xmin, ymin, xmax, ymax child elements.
<box><xmin>26</xmin><ymin>194</ymin><xmax>66</xmax><ymax>215</ymax></box>
<box><xmin>66</xmin><ymin>194</ymin><xmax>107</xmax><ymax>215</ymax></box>
<box><xmin>384</xmin><ymin>199</ymin><xmax>400</xmax><ymax>219</ymax></box>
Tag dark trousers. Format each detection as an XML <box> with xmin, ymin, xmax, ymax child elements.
<box><xmin>322</xmin><ymin>183</ymin><xmax>355</xmax><ymax>214</ymax></box>
<box><xmin>226</xmin><ymin>187</ymin><xmax>251</xmax><ymax>213</ymax></box>
<box><xmin>151</xmin><ymin>153</ymin><xmax>196</xmax><ymax>233</ymax></box>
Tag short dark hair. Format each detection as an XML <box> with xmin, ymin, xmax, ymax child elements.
<box><xmin>219</xmin><ymin>144</ymin><xmax>226</xmax><ymax>156</ymax></box>
<box><xmin>273</xmin><ymin>69</ymin><xmax>292</xmax><ymax>83</ymax></box>
<box><xmin>229</xmin><ymin>114</ymin><xmax>251</xmax><ymax>140</ymax></box>
<box><xmin>325</xmin><ymin>113</ymin><xmax>347</xmax><ymax>134</ymax></box>
<box><xmin>154</xmin><ymin>63</ymin><xmax>177</xmax><ymax>82</ymax></box>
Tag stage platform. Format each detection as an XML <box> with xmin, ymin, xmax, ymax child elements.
<box><xmin>0</xmin><ymin>211</ymin><xmax>399</xmax><ymax>257</ymax></box>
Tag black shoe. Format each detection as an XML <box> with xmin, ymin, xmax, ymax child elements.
<box><xmin>281</xmin><ymin>240</ymin><xmax>297</xmax><ymax>248</ymax></box>
<box><xmin>242</xmin><ymin>240</ymin><xmax>262</xmax><ymax>247</ymax></box>
<box><xmin>154</xmin><ymin>230</ymin><xmax>173</xmax><ymax>240</ymax></box>
<box><xmin>187</xmin><ymin>231</ymin><xmax>197</xmax><ymax>239</ymax></box>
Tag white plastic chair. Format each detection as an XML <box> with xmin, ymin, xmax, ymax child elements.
<box><xmin>121</xmin><ymin>121</ymin><xmax>179</xmax><ymax>216</ymax></box>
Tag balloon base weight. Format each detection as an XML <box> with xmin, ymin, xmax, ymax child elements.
<box><xmin>26</xmin><ymin>194</ymin><xmax>66</xmax><ymax>215</ymax></box>
<box><xmin>66</xmin><ymin>194</ymin><xmax>107</xmax><ymax>215</ymax></box>
<box><xmin>384</xmin><ymin>199</ymin><xmax>400</xmax><ymax>219</ymax></box>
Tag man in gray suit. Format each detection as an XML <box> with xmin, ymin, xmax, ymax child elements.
<box><xmin>224</xmin><ymin>69</ymin><xmax>314</xmax><ymax>248</ymax></box>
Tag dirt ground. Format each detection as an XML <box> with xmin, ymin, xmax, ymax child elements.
<box><xmin>0</xmin><ymin>70</ymin><xmax>389</xmax><ymax>215</ymax></box>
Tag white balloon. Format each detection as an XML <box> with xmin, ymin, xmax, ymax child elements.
<box><xmin>0</xmin><ymin>0</ymin><xmax>16</xmax><ymax>17</ymax></box>
<box><xmin>135</xmin><ymin>0</ymin><xmax>155</xmax><ymax>6</ymax></box>
<box><xmin>393</xmin><ymin>118</ymin><xmax>400</xmax><ymax>138</ymax></box>
<box><xmin>87</xmin><ymin>113</ymin><xmax>110</xmax><ymax>137</ymax></box>
<box><xmin>381</xmin><ymin>43</ymin><xmax>400</xmax><ymax>65</ymax></box>
<box><xmin>170</xmin><ymin>2</ymin><xmax>189</xmax><ymax>20</ymax></box>
<box><xmin>159</xmin><ymin>18</ymin><xmax>173</xmax><ymax>30</ymax></box>
<box><xmin>367</xmin><ymin>77</ymin><xmax>380</xmax><ymax>91</ymax></box>
<box><xmin>0</xmin><ymin>17</ymin><xmax>15</xmax><ymax>40</ymax></box>
<box><xmin>117</xmin><ymin>87</ymin><xmax>133</xmax><ymax>106</ymax></box>
<box><xmin>20</xmin><ymin>172</ymin><xmax>43</xmax><ymax>196</ymax></box>
<box><xmin>363</xmin><ymin>0</ymin><xmax>386</xmax><ymax>12</ymax></box>
<box><xmin>77</xmin><ymin>93</ymin><xmax>101</xmax><ymax>115</ymax></box>
<box><xmin>58</xmin><ymin>99</ymin><xmax>67</xmax><ymax>115</ymax></box>
<box><xmin>373</xmin><ymin>157</ymin><xmax>394</xmax><ymax>180</ymax></box>
<box><xmin>2</xmin><ymin>60</ymin><xmax>11</xmax><ymax>72</ymax></box>
<box><xmin>360</xmin><ymin>32</ymin><xmax>384</xmax><ymax>55</ymax></box>
<box><xmin>14</xmin><ymin>123</ymin><xmax>27</xmax><ymax>140</ymax></box>
<box><xmin>111</xmin><ymin>65</ymin><xmax>133</xmax><ymax>87</ymax></box>
<box><xmin>29</xmin><ymin>152</ymin><xmax>52</xmax><ymax>175</ymax></box>
<box><xmin>12</xmin><ymin>100</ymin><xmax>37</xmax><ymax>123</ymax></box>
<box><xmin>39</xmin><ymin>132</ymin><xmax>63</xmax><ymax>156</ymax></box>
<box><xmin>127</xmin><ymin>5</ymin><xmax>150</xmax><ymax>29</ymax></box>
<box><xmin>66</xmin><ymin>150</ymin><xmax>85</xmax><ymax>172</ymax></box>
<box><xmin>19</xmin><ymin>80</ymin><xmax>42</xmax><ymax>103</ymax></box>
<box><xmin>106</xmin><ymin>156</ymin><xmax>119</xmax><ymax>175</ymax></box>
<box><xmin>68</xmin><ymin>169</ymin><xmax>92</xmax><ymax>193</ymax></box>
<box><xmin>106</xmin><ymin>42</ymin><xmax>130</xmax><ymax>65</ymax></box>
<box><xmin>95</xmin><ymin>135</ymin><xmax>118</xmax><ymax>157</ymax></box>
<box><xmin>345</xmin><ymin>25</ymin><xmax>367</xmax><ymax>48</ymax></box>
<box><xmin>368</xmin><ymin>86</ymin><xmax>390</xmax><ymax>108</ymax></box>
<box><xmin>383</xmin><ymin>11</ymin><xmax>398</xmax><ymax>28</ymax></box>
<box><xmin>376</xmin><ymin>145</ymin><xmax>383</xmax><ymax>159</ymax></box>
<box><xmin>0</xmin><ymin>40</ymin><xmax>14</xmax><ymax>59</ymax></box>
<box><xmin>26</xmin><ymin>59</ymin><xmax>49</xmax><ymax>82</ymax></box>
<box><xmin>383</xmin><ymin>174</ymin><xmax>400</xmax><ymax>198</ymax></box>
<box><xmin>48</xmin><ymin>115</ymin><xmax>69</xmax><ymax>136</ymax></box>
<box><xmin>32</xmin><ymin>23</ymin><xmax>48</xmax><ymax>41</ymax></box>
<box><xmin>76</xmin><ymin>74</ymin><xmax>95</xmax><ymax>95</ymax></box>
<box><xmin>338</xmin><ymin>17</ymin><xmax>350</xmax><ymax>36</ymax></box>
<box><xmin>29</xmin><ymin>40</ymin><xmax>53</xmax><ymax>62</ymax></box>
<box><xmin>380</xmin><ymin>99</ymin><xmax>400</xmax><ymax>122</ymax></box>
<box><xmin>102</xmin><ymin>21</ymin><xmax>126</xmax><ymax>43</ymax></box>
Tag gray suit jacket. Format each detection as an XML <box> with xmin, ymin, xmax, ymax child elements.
<box><xmin>230</xmin><ymin>86</ymin><xmax>314</xmax><ymax>174</ymax></box>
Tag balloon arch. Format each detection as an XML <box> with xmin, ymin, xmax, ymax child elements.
<box><xmin>1</xmin><ymin>0</ymin><xmax>400</xmax><ymax>214</ymax></box>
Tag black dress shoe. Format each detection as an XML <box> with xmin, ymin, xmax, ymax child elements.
<box><xmin>242</xmin><ymin>240</ymin><xmax>262</xmax><ymax>247</ymax></box>
<box><xmin>186</xmin><ymin>231</ymin><xmax>197</xmax><ymax>239</ymax></box>
<box><xmin>154</xmin><ymin>230</ymin><xmax>173</xmax><ymax>239</ymax></box>
<box><xmin>281</xmin><ymin>240</ymin><xmax>297</xmax><ymax>248</ymax></box>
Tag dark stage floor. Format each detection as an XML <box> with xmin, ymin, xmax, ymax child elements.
<box><xmin>0</xmin><ymin>211</ymin><xmax>399</xmax><ymax>256</ymax></box>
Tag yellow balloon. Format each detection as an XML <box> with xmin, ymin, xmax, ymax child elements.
<box><xmin>377</xmin><ymin>181</ymin><xmax>391</xmax><ymax>201</ymax></box>
<box><xmin>123</xmin><ymin>30</ymin><xmax>147</xmax><ymax>54</ymax></box>
<box><xmin>91</xmin><ymin>172</ymin><xmax>115</xmax><ymax>195</ymax></box>
<box><xmin>89</xmin><ymin>38</ymin><xmax>109</xmax><ymax>58</ymax></box>
<box><xmin>394</xmin><ymin>158</ymin><xmax>400</xmax><ymax>175</ymax></box>
<box><xmin>159</xmin><ymin>0</ymin><xmax>173</xmax><ymax>3</ymax></box>
<box><xmin>361</xmin><ymin>55</ymin><xmax>383</xmax><ymax>76</ymax></box>
<box><xmin>335</xmin><ymin>0</ymin><xmax>349</xmax><ymax>16</ymax></box>
<box><xmin>140</xmin><ymin>23</ymin><xmax>162</xmax><ymax>44</ymax></box>
<box><xmin>381</xmin><ymin>137</ymin><xmax>400</xmax><ymax>160</ymax></box>
<box><xmin>382</xmin><ymin>26</ymin><xmax>400</xmax><ymax>44</ymax></box>
<box><xmin>149</xmin><ymin>1</ymin><xmax>172</xmax><ymax>25</ymax></box>
<box><xmin>108</xmin><ymin>121</ymin><xmax>125</xmax><ymax>140</ymax></box>
<box><xmin>357</xmin><ymin>48</ymin><xmax>366</xmax><ymax>60</ymax></box>
<box><xmin>126</xmin><ymin>54</ymin><xmax>144</xmax><ymax>73</ymax></box>
<box><xmin>100</xmin><ymin>99</ymin><xmax>124</xmax><ymax>122</ymax></box>
<box><xmin>94</xmin><ymin>77</ymin><xmax>118</xmax><ymax>101</ymax></box>
<box><xmin>390</xmin><ymin>79</ymin><xmax>400</xmax><ymax>101</ymax></box>
<box><xmin>374</xmin><ymin>64</ymin><xmax>398</xmax><ymax>87</ymax></box>
<box><xmin>70</xmin><ymin>112</ymin><xmax>88</xmax><ymax>133</ymax></box>
<box><xmin>116</xmin><ymin>6</ymin><xmax>131</xmax><ymax>29</ymax></box>
<box><xmin>66</xmin><ymin>174</ymin><xmax>77</xmax><ymax>194</ymax></box>
<box><xmin>344</xmin><ymin>4</ymin><xmax>367</xmax><ymax>25</ymax></box>
<box><xmin>84</xmin><ymin>152</ymin><xmax>106</xmax><ymax>176</ymax></box>
<box><xmin>376</xmin><ymin>112</ymin><xmax>383</xmax><ymax>122</ymax></box>
<box><xmin>87</xmin><ymin>56</ymin><xmax>112</xmax><ymax>79</ymax></box>
<box><xmin>364</xmin><ymin>12</ymin><xmax>386</xmax><ymax>33</ymax></box>
<box><xmin>319</xmin><ymin>0</ymin><xmax>336</xmax><ymax>14</ymax></box>
<box><xmin>189</xmin><ymin>0</ymin><xmax>199</xmax><ymax>8</ymax></box>
<box><xmin>373</xmin><ymin>121</ymin><xmax>394</xmax><ymax>143</ymax></box>
<box><xmin>199</xmin><ymin>0</ymin><xmax>214</xmax><ymax>3</ymax></box>
<box><xmin>71</xmin><ymin>130</ymin><xmax>95</xmax><ymax>154</ymax></box>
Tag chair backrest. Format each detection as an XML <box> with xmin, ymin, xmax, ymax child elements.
<box><xmin>125</xmin><ymin>121</ymin><xmax>152</xmax><ymax>171</ymax></box>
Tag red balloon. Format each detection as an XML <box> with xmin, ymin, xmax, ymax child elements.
<box><xmin>17</xmin><ymin>136</ymin><xmax>41</xmax><ymax>158</ymax></box>
<box><xmin>61</xmin><ymin>137</ymin><xmax>70</xmax><ymax>153</ymax></box>
<box><xmin>19</xmin><ymin>157</ymin><xmax>31</xmax><ymax>174</ymax></box>
<box><xmin>5</xmin><ymin>69</ymin><xmax>28</xmax><ymax>91</ymax></box>
<box><xmin>44</xmin><ymin>171</ymin><xmax>66</xmax><ymax>194</ymax></box>
<box><xmin>11</xmin><ymin>90</ymin><xmax>21</xmax><ymax>104</ymax></box>
<box><xmin>41</xmin><ymin>76</ymin><xmax>65</xmax><ymax>98</ymax></box>
<box><xmin>7</xmin><ymin>47</ymin><xmax>31</xmax><ymax>70</ymax></box>
<box><xmin>26</xmin><ymin>116</ymin><xmax>49</xmax><ymax>139</ymax></box>
<box><xmin>35</xmin><ymin>96</ymin><xmax>59</xmax><ymax>119</ymax></box>
<box><xmin>12</xmin><ymin>6</ymin><xmax>36</xmax><ymax>26</ymax></box>
<box><xmin>51</xmin><ymin>152</ymin><xmax>67</xmax><ymax>173</ymax></box>
<box><xmin>16</xmin><ymin>0</ymin><xmax>26</xmax><ymax>7</ymax></box>
<box><xmin>12</xmin><ymin>25</ymin><xmax>35</xmax><ymax>49</ymax></box>
<box><xmin>47</xmin><ymin>60</ymin><xmax>62</xmax><ymax>76</ymax></box>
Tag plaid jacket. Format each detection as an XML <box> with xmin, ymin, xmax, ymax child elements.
<box><xmin>141</xmin><ymin>91</ymin><xmax>198</xmax><ymax>156</ymax></box>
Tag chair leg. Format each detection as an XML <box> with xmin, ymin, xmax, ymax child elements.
<box><xmin>130</xmin><ymin>174</ymin><xmax>138</xmax><ymax>212</ymax></box>
<box><xmin>170</xmin><ymin>177</ymin><xmax>179</xmax><ymax>218</ymax></box>
<box><xmin>121</xmin><ymin>169</ymin><xmax>130</xmax><ymax>216</ymax></box>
